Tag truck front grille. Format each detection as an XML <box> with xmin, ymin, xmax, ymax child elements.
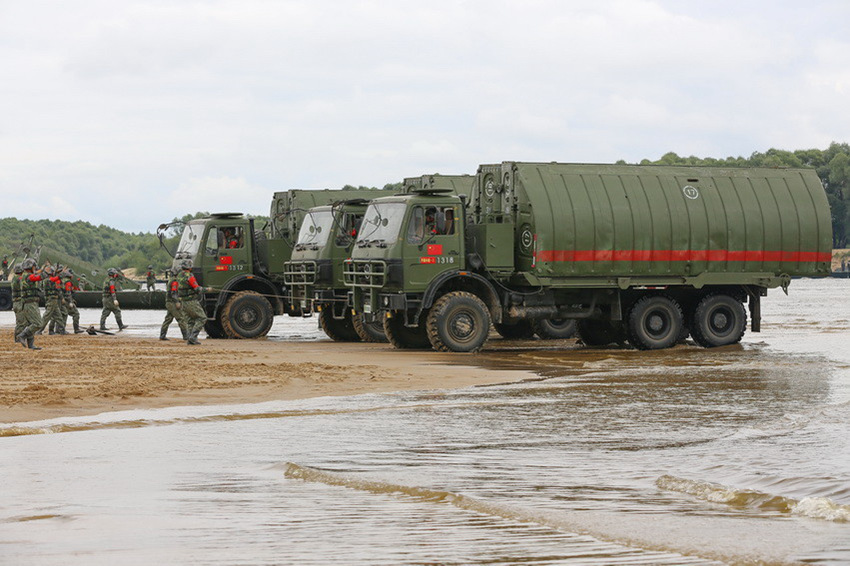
<box><xmin>343</xmin><ymin>259</ymin><xmax>387</xmax><ymax>289</ymax></box>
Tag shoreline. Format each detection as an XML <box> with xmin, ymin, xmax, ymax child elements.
<box><xmin>0</xmin><ymin>329</ymin><xmax>535</xmax><ymax>424</ymax></box>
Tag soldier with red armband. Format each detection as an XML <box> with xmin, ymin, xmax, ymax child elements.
<box><xmin>100</xmin><ymin>268</ymin><xmax>128</xmax><ymax>331</ymax></box>
<box><xmin>175</xmin><ymin>259</ymin><xmax>206</xmax><ymax>345</ymax></box>
<box><xmin>15</xmin><ymin>258</ymin><xmax>44</xmax><ymax>350</ymax></box>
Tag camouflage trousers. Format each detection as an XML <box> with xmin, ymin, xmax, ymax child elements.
<box><xmin>100</xmin><ymin>298</ymin><xmax>123</xmax><ymax>328</ymax></box>
<box><xmin>19</xmin><ymin>300</ymin><xmax>43</xmax><ymax>338</ymax></box>
<box><xmin>13</xmin><ymin>299</ymin><xmax>25</xmax><ymax>339</ymax></box>
<box><xmin>41</xmin><ymin>296</ymin><xmax>65</xmax><ymax>333</ymax></box>
<box><xmin>181</xmin><ymin>300</ymin><xmax>207</xmax><ymax>339</ymax></box>
<box><xmin>161</xmin><ymin>301</ymin><xmax>188</xmax><ymax>339</ymax></box>
<box><xmin>65</xmin><ymin>301</ymin><xmax>80</xmax><ymax>329</ymax></box>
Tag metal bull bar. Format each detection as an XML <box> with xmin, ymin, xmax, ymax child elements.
<box><xmin>343</xmin><ymin>259</ymin><xmax>388</xmax><ymax>289</ymax></box>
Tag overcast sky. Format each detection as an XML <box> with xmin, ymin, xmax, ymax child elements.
<box><xmin>1</xmin><ymin>0</ymin><xmax>848</xmax><ymax>233</ymax></box>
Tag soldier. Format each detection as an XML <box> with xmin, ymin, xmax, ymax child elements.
<box><xmin>40</xmin><ymin>264</ymin><xmax>67</xmax><ymax>335</ymax></box>
<box><xmin>174</xmin><ymin>259</ymin><xmax>206</xmax><ymax>345</ymax></box>
<box><xmin>63</xmin><ymin>268</ymin><xmax>84</xmax><ymax>334</ymax></box>
<box><xmin>1</xmin><ymin>255</ymin><xmax>9</xmax><ymax>280</ymax></box>
<box><xmin>15</xmin><ymin>258</ymin><xmax>44</xmax><ymax>350</ymax></box>
<box><xmin>160</xmin><ymin>269</ymin><xmax>188</xmax><ymax>341</ymax></box>
<box><xmin>145</xmin><ymin>265</ymin><xmax>156</xmax><ymax>292</ymax></box>
<box><xmin>11</xmin><ymin>263</ymin><xmax>25</xmax><ymax>342</ymax></box>
<box><xmin>100</xmin><ymin>268</ymin><xmax>128</xmax><ymax>331</ymax></box>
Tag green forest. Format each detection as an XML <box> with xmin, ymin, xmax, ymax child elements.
<box><xmin>1</xmin><ymin>143</ymin><xmax>849</xmax><ymax>277</ymax></box>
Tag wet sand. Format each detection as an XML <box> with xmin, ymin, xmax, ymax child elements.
<box><xmin>0</xmin><ymin>330</ymin><xmax>534</xmax><ymax>424</ymax></box>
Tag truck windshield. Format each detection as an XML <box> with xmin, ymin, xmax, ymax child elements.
<box><xmin>175</xmin><ymin>223</ymin><xmax>206</xmax><ymax>259</ymax></box>
<box><xmin>296</xmin><ymin>210</ymin><xmax>335</xmax><ymax>247</ymax></box>
<box><xmin>356</xmin><ymin>202</ymin><xmax>407</xmax><ymax>246</ymax></box>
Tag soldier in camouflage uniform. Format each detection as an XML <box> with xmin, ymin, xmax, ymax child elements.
<box><xmin>145</xmin><ymin>265</ymin><xmax>157</xmax><ymax>292</ymax></box>
<box><xmin>11</xmin><ymin>263</ymin><xmax>25</xmax><ymax>342</ymax></box>
<box><xmin>160</xmin><ymin>269</ymin><xmax>188</xmax><ymax>341</ymax></box>
<box><xmin>16</xmin><ymin>258</ymin><xmax>44</xmax><ymax>350</ymax></box>
<box><xmin>40</xmin><ymin>264</ymin><xmax>67</xmax><ymax>335</ymax></box>
<box><xmin>100</xmin><ymin>268</ymin><xmax>128</xmax><ymax>331</ymax></box>
<box><xmin>1</xmin><ymin>255</ymin><xmax>9</xmax><ymax>280</ymax></box>
<box><xmin>174</xmin><ymin>259</ymin><xmax>206</xmax><ymax>345</ymax></box>
<box><xmin>63</xmin><ymin>268</ymin><xmax>84</xmax><ymax>334</ymax></box>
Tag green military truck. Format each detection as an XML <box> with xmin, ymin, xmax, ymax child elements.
<box><xmin>284</xmin><ymin>198</ymin><xmax>386</xmax><ymax>342</ymax></box>
<box><xmin>345</xmin><ymin>162</ymin><xmax>832</xmax><ymax>352</ymax></box>
<box><xmin>161</xmin><ymin>188</ymin><xmax>388</xmax><ymax>339</ymax></box>
<box><xmin>283</xmin><ymin>175</ymin><xmax>477</xmax><ymax>343</ymax></box>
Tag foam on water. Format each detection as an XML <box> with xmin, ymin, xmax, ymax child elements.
<box><xmin>657</xmin><ymin>474</ymin><xmax>850</xmax><ymax>522</ymax></box>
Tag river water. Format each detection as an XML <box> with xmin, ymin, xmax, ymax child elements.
<box><xmin>2</xmin><ymin>278</ymin><xmax>849</xmax><ymax>565</ymax></box>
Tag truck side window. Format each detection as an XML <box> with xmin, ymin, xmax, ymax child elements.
<box><xmin>219</xmin><ymin>226</ymin><xmax>244</xmax><ymax>249</ymax></box>
<box><xmin>407</xmin><ymin>206</ymin><xmax>425</xmax><ymax>244</ymax></box>
<box><xmin>205</xmin><ymin>230</ymin><xmax>218</xmax><ymax>256</ymax></box>
<box><xmin>437</xmin><ymin>208</ymin><xmax>455</xmax><ymax>235</ymax></box>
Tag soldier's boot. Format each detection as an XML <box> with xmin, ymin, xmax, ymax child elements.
<box><xmin>26</xmin><ymin>336</ymin><xmax>42</xmax><ymax>350</ymax></box>
<box><xmin>159</xmin><ymin>330</ymin><xmax>169</xmax><ymax>341</ymax></box>
<box><xmin>100</xmin><ymin>315</ymin><xmax>108</xmax><ymax>331</ymax></box>
<box><xmin>57</xmin><ymin>322</ymin><xmax>68</xmax><ymax>335</ymax></box>
<box><xmin>48</xmin><ymin>322</ymin><xmax>55</xmax><ymax>335</ymax></box>
<box><xmin>116</xmin><ymin>314</ymin><xmax>128</xmax><ymax>331</ymax></box>
<box><xmin>74</xmin><ymin>322</ymin><xmax>84</xmax><ymax>334</ymax></box>
<box><xmin>187</xmin><ymin>329</ymin><xmax>201</xmax><ymax>345</ymax></box>
<box><xmin>15</xmin><ymin>330</ymin><xmax>28</xmax><ymax>347</ymax></box>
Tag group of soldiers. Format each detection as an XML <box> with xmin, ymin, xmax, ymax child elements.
<box><xmin>10</xmin><ymin>259</ymin><xmax>83</xmax><ymax>350</ymax></box>
<box><xmin>9</xmin><ymin>258</ymin><xmax>207</xmax><ymax>350</ymax></box>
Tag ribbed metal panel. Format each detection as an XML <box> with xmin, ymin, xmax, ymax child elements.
<box><xmin>484</xmin><ymin>163</ymin><xmax>831</xmax><ymax>278</ymax></box>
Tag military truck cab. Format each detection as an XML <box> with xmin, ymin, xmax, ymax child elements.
<box><xmin>172</xmin><ymin>213</ymin><xmax>283</xmax><ymax>339</ymax></box>
<box><xmin>284</xmin><ymin>200</ymin><xmax>386</xmax><ymax>342</ymax></box>
<box><xmin>345</xmin><ymin>191</ymin><xmax>486</xmax><ymax>349</ymax></box>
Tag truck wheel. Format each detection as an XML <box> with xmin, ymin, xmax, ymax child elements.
<box><xmin>352</xmin><ymin>313</ymin><xmax>387</xmax><ymax>343</ymax></box>
<box><xmin>690</xmin><ymin>294</ymin><xmax>746</xmax><ymax>348</ymax></box>
<box><xmin>0</xmin><ymin>288</ymin><xmax>11</xmax><ymax>311</ymax></box>
<box><xmin>494</xmin><ymin>320</ymin><xmax>536</xmax><ymax>339</ymax></box>
<box><xmin>532</xmin><ymin>318</ymin><xmax>577</xmax><ymax>339</ymax></box>
<box><xmin>319</xmin><ymin>308</ymin><xmax>361</xmax><ymax>342</ymax></box>
<box><xmin>204</xmin><ymin>317</ymin><xmax>227</xmax><ymax>339</ymax></box>
<box><xmin>577</xmin><ymin>319</ymin><xmax>623</xmax><ymax>346</ymax></box>
<box><xmin>221</xmin><ymin>290</ymin><xmax>274</xmax><ymax>339</ymax></box>
<box><xmin>626</xmin><ymin>295</ymin><xmax>683</xmax><ymax>350</ymax></box>
<box><xmin>426</xmin><ymin>291</ymin><xmax>491</xmax><ymax>353</ymax></box>
<box><xmin>383</xmin><ymin>312</ymin><xmax>432</xmax><ymax>349</ymax></box>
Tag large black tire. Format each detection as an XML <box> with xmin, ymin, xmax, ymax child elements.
<box><xmin>690</xmin><ymin>294</ymin><xmax>746</xmax><ymax>348</ymax></box>
<box><xmin>426</xmin><ymin>291</ymin><xmax>491</xmax><ymax>353</ymax></box>
<box><xmin>383</xmin><ymin>312</ymin><xmax>432</xmax><ymax>349</ymax></box>
<box><xmin>220</xmin><ymin>290</ymin><xmax>274</xmax><ymax>339</ymax></box>
<box><xmin>626</xmin><ymin>295</ymin><xmax>683</xmax><ymax>350</ymax></box>
<box><xmin>494</xmin><ymin>320</ymin><xmax>536</xmax><ymax>339</ymax></box>
<box><xmin>204</xmin><ymin>317</ymin><xmax>227</xmax><ymax>339</ymax></box>
<box><xmin>319</xmin><ymin>308</ymin><xmax>361</xmax><ymax>342</ymax></box>
<box><xmin>352</xmin><ymin>313</ymin><xmax>387</xmax><ymax>343</ymax></box>
<box><xmin>532</xmin><ymin>318</ymin><xmax>577</xmax><ymax>339</ymax></box>
<box><xmin>0</xmin><ymin>288</ymin><xmax>11</xmax><ymax>311</ymax></box>
<box><xmin>576</xmin><ymin>319</ymin><xmax>625</xmax><ymax>346</ymax></box>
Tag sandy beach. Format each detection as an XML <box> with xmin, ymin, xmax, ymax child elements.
<box><xmin>0</xmin><ymin>329</ymin><xmax>534</xmax><ymax>424</ymax></box>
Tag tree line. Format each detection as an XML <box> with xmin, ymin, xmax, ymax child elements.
<box><xmin>2</xmin><ymin>147</ymin><xmax>848</xmax><ymax>277</ymax></box>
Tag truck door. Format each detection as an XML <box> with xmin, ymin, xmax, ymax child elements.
<box><xmin>403</xmin><ymin>203</ymin><xmax>463</xmax><ymax>290</ymax></box>
<box><xmin>203</xmin><ymin>222</ymin><xmax>252</xmax><ymax>287</ymax></box>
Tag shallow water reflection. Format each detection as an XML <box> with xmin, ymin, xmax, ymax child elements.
<box><xmin>2</xmin><ymin>278</ymin><xmax>850</xmax><ymax>564</ymax></box>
